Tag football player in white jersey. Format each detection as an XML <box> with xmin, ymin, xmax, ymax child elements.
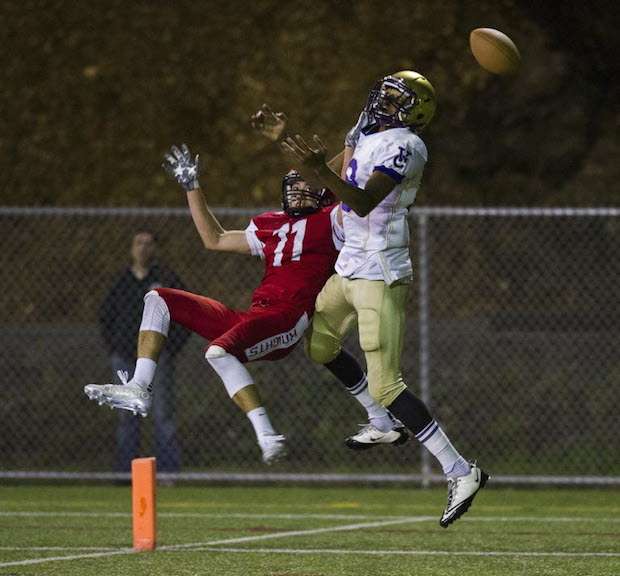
<box><xmin>254</xmin><ymin>71</ymin><xmax>488</xmax><ymax>527</ymax></box>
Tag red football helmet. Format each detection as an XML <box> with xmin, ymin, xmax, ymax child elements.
<box><xmin>281</xmin><ymin>170</ymin><xmax>330</xmax><ymax>216</ymax></box>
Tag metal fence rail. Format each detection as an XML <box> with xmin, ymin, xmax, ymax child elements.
<box><xmin>1</xmin><ymin>206</ymin><xmax>619</xmax><ymax>485</ymax></box>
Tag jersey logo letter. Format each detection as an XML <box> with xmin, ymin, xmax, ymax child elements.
<box><xmin>393</xmin><ymin>146</ymin><xmax>411</xmax><ymax>169</ymax></box>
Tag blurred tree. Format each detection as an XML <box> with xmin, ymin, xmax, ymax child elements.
<box><xmin>0</xmin><ymin>0</ymin><xmax>617</xmax><ymax>207</ymax></box>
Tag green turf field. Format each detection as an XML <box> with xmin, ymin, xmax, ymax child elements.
<box><xmin>0</xmin><ymin>485</ymin><xmax>618</xmax><ymax>575</ymax></box>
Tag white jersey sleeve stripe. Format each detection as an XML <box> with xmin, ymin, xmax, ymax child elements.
<box><xmin>244</xmin><ymin>220</ymin><xmax>265</xmax><ymax>259</ymax></box>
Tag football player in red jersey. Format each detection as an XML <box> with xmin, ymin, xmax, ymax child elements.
<box><xmin>85</xmin><ymin>144</ymin><xmax>406</xmax><ymax>464</ymax></box>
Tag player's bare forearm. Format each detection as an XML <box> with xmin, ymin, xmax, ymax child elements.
<box><xmin>314</xmin><ymin>164</ymin><xmax>388</xmax><ymax>217</ymax></box>
<box><xmin>186</xmin><ymin>188</ymin><xmax>251</xmax><ymax>254</ymax></box>
<box><xmin>186</xmin><ymin>187</ymin><xmax>223</xmax><ymax>247</ymax></box>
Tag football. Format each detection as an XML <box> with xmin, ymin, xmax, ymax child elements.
<box><xmin>469</xmin><ymin>28</ymin><xmax>521</xmax><ymax>75</ymax></box>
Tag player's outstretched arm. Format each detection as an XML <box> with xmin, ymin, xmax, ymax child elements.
<box><xmin>162</xmin><ymin>144</ymin><xmax>251</xmax><ymax>255</ymax></box>
<box><xmin>185</xmin><ymin>189</ymin><xmax>251</xmax><ymax>254</ymax></box>
<box><xmin>281</xmin><ymin>135</ymin><xmax>395</xmax><ymax>217</ymax></box>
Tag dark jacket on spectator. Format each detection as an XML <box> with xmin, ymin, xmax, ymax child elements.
<box><xmin>99</xmin><ymin>264</ymin><xmax>190</xmax><ymax>358</ymax></box>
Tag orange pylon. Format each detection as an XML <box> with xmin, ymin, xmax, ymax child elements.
<box><xmin>131</xmin><ymin>457</ymin><xmax>157</xmax><ymax>551</ymax></box>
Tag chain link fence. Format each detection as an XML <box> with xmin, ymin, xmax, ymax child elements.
<box><xmin>1</xmin><ymin>206</ymin><xmax>618</xmax><ymax>485</ymax></box>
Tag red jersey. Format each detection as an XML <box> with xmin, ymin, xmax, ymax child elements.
<box><xmin>245</xmin><ymin>205</ymin><xmax>343</xmax><ymax>311</ymax></box>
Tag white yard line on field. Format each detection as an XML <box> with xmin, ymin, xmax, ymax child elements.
<box><xmin>0</xmin><ymin>548</ymin><xmax>138</xmax><ymax>568</ymax></box>
<box><xmin>0</xmin><ymin>511</ymin><xmax>129</xmax><ymax>518</ymax></box>
<box><xmin>184</xmin><ymin>546</ymin><xmax>620</xmax><ymax>559</ymax></box>
<box><xmin>157</xmin><ymin>516</ymin><xmax>435</xmax><ymax>551</ymax></box>
<box><xmin>1</xmin><ymin>512</ymin><xmax>619</xmax><ymax>568</ymax></box>
<box><xmin>0</xmin><ymin>546</ymin><xmax>118</xmax><ymax>551</ymax></box>
<box><xmin>0</xmin><ymin>516</ymin><xmax>426</xmax><ymax>568</ymax></box>
<box><xmin>1</xmin><ymin>510</ymin><xmax>619</xmax><ymax>523</ymax></box>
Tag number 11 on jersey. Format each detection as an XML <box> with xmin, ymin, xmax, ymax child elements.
<box><xmin>272</xmin><ymin>219</ymin><xmax>307</xmax><ymax>266</ymax></box>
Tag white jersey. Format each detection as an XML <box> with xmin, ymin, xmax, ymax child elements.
<box><xmin>337</xmin><ymin>126</ymin><xmax>427</xmax><ymax>284</ymax></box>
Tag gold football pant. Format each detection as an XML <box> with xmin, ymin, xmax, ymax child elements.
<box><xmin>306</xmin><ymin>274</ymin><xmax>410</xmax><ymax>407</ymax></box>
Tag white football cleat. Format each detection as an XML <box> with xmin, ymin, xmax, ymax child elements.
<box><xmin>440</xmin><ymin>462</ymin><xmax>489</xmax><ymax>528</ymax></box>
<box><xmin>84</xmin><ymin>370</ymin><xmax>152</xmax><ymax>417</ymax></box>
<box><xmin>345</xmin><ymin>422</ymin><xmax>409</xmax><ymax>451</ymax></box>
<box><xmin>257</xmin><ymin>433</ymin><xmax>287</xmax><ymax>465</ymax></box>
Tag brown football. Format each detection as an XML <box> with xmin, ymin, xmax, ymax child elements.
<box><xmin>469</xmin><ymin>28</ymin><xmax>521</xmax><ymax>75</ymax></box>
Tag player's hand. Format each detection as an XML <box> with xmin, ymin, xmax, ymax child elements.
<box><xmin>344</xmin><ymin>110</ymin><xmax>369</xmax><ymax>149</ymax></box>
<box><xmin>280</xmin><ymin>134</ymin><xmax>327</xmax><ymax>172</ymax></box>
<box><xmin>162</xmin><ymin>144</ymin><xmax>200</xmax><ymax>192</ymax></box>
<box><xmin>250</xmin><ymin>104</ymin><xmax>288</xmax><ymax>142</ymax></box>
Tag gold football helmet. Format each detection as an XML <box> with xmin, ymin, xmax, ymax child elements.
<box><xmin>366</xmin><ymin>70</ymin><xmax>436</xmax><ymax>132</ymax></box>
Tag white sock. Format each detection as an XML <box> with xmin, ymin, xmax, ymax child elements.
<box><xmin>415</xmin><ymin>420</ymin><xmax>470</xmax><ymax>478</ymax></box>
<box><xmin>246</xmin><ymin>407</ymin><xmax>276</xmax><ymax>437</ymax></box>
<box><xmin>132</xmin><ymin>358</ymin><xmax>157</xmax><ymax>391</ymax></box>
<box><xmin>348</xmin><ymin>375</ymin><xmax>392</xmax><ymax>431</ymax></box>
<box><xmin>370</xmin><ymin>414</ymin><xmax>396</xmax><ymax>433</ymax></box>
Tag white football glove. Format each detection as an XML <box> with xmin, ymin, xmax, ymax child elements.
<box><xmin>163</xmin><ymin>143</ymin><xmax>200</xmax><ymax>192</ymax></box>
<box><xmin>344</xmin><ymin>110</ymin><xmax>370</xmax><ymax>149</ymax></box>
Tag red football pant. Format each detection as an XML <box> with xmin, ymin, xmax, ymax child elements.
<box><xmin>155</xmin><ymin>288</ymin><xmax>309</xmax><ymax>363</ymax></box>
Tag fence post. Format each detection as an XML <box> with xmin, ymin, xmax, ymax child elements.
<box><xmin>417</xmin><ymin>213</ymin><xmax>432</xmax><ymax>487</ymax></box>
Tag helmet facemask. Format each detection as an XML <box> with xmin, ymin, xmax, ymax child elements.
<box><xmin>281</xmin><ymin>170</ymin><xmax>324</xmax><ymax>217</ymax></box>
<box><xmin>367</xmin><ymin>76</ymin><xmax>418</xmax><ymax>128</ymax></box>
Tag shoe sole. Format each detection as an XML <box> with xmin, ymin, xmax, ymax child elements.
<box><xmin>262</xmin><ymin>447</ymin><xmax>287</xmax><ymax>465</ymax></box>
<box><xmin>263</xmin><ymin>452</ymin><xmax>287</xmax><ymax>465</ymax></box>
<box><xmin>345</xmin><ymin>428</ymin><xmax>410</xmax><ymax>451</ymax></box>
<box><xmin>439</xmin><ymin>470</ymin><xmax>489</xmax><ymax>528</ymax></box>
<box><xmin>84</xmin><ymin>388</ymin><xmax>148</xmax><ymax>418</ymax></box>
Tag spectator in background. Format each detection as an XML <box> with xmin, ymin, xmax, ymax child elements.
<box><xmin>98</xmin><ymin>230</ymin><xmax>190</xmax><ymax>473</ymax></box>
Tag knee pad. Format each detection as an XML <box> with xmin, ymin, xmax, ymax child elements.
<box><xmin>205</xmin><ymin>345</ymin><xmax>254</xmax><ymax>398</ymax></box>
<box><xmin>358</xmin><ymin>308</ymin><xmax>380</xmax><ymax>352</ymax></box>
<box><xmin>303</xmin><ymin>316</ymin><xmax>341</xmax><ymax>364</ymax></box>
<box><xmin>205</xmin><ymin>344</ymin><xmax>227</xmax><ymax>359</ymax></box>
<box><xmin>306</xmin><ymin>330</ymin><xmax>341</xmax><ymax>365</ymax></box>
<box><xmin>139</xmin><ymin>290</ymin><xmax>170</xmax><ymax>336</ymax></box>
